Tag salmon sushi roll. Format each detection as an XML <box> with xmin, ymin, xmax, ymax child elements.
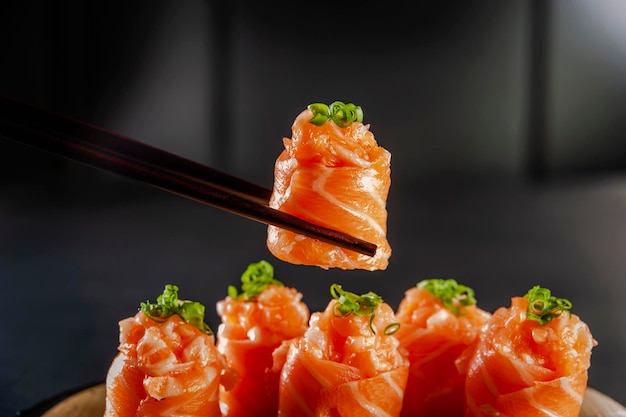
<box><xmin>394</xmin><ymin>279</ymin><xmax>492</xmax><ymax>417</ymax></box>
<box><xmin>267</xmin><ymin>101</ymin><xmax>392</xmax><ymax>271</ymax></box>
<box><xmin>216</xmin><ymin>260</ymin><xmax>310</xmax><ymax>417</ymax></box>
<box><xmin>105</xmin><ymin>284</ymin><xmax>234</xmax><ymax>417</ymax></box>
<box><xmin>464</xmin><ymin>286</ymin><xmax>597</xmax><ymax>417</ymax></box>
<box><xmin>276</xmin><ymin>284</ymin><xmax>409</xmax><ymax>417</ymax></box>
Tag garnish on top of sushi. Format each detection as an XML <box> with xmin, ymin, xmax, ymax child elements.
<box><xmin>227</xmin><ymin>259</ymin><xmax>283</xmax><ymax>300</ymax></box>
<box><xmin>524</xmin><ymin>285</ymin><xmax>572</xmax><ymax>325</ymax></box>
<box><xmin>416</xmin><ymin>278</ymin><xmax>478</xmax><ymax>316</ymax></box>
<box><xmin>267</xmin><ymin>100</ymin><xmax>392</xmax><ymax>271</ymax></box>
<box><xmin>140</xmin><ymin>283</ymin><xmax>213</xmax><ymax>334</ymax></box>
<box><xmin>307</xmin><ymin>101</ymin><xmax>364</xmax><ymax>127</ymax></box>
<box><xmin>330</xmin><ymin>283</ymin><xmax>400</xmax><ymax>335</ymax></box>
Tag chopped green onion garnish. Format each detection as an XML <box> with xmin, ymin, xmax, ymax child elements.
<box><xmin>524</xmin><ymin>285</ymin><xmax>572</xmax><ymax>325</ymax></box>
<box><xmin>384</xmin><ymin>322</ymin><xmax>401</xmax><ymax>335</ymax></box>
<box><xmin>228</xmin><ymin>260</ymin><xmax>283</xmax><ymax>300</ymax></box>
<box><xmin>417</xmin><ymin>279</ymin><xmax>477</xmax><ymax>316</ymax></box>
<box><xmin>329</xmin><ymin>283</ymin><xmax>399</xmax><ymax>335</ymax></box>
<box><xmin>308</xmin><ymin>101</ymin><xmax>364</xmax><ymax>128</ymax></box>
<box><xmin>140</xmin><ymin>284</ymin><xmax>213</xmax><ymax>335</ymax></box>
<box><xmin>308</xmin><ymin>103</ymin><xmax>331</xmax><ymax>126</ymax></box>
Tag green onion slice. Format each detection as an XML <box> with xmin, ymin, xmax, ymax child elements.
<box><xmin>140</xmin><ymin>284</ymin><xmax>213</xmax><ymax>335</ymax></box>
<box><xmin>417</xmin><ymin>278</ymin><xmax>477</xmax><ymax>316</ymax></box>
<box><xmin>308</xmin><ymin>101</ymin><xmax>364</xmax><ymax>127</ymax></box>
<box><xmin>329</xmin><ymin>283</ymin><xmax>399</xmax><ymax>335</ymax></box>
<box><xmin>524</xmin><ymin>285</ymin><xmax>572</xmax><ymax>325</ymax></box>
<box><xmin>384</xmin><ymin>322</ymin><xmax>401</xmax><ymax>335</ymax></box>
<box><xmin>228</xmin><ymin>260</ymin><xmax>283</xmax><ymax>300</ymax></box>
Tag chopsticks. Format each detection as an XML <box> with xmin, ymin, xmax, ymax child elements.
<box><xmin>0</xmin><ymin>94</ymin><xmax>377</xmax><ymax>257</ymax></box>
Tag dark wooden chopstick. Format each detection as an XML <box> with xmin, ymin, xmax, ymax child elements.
<box><xmin>0</xmin><ymin>94</ymin><xmax>377</xmax><ymax>257</ymax></box>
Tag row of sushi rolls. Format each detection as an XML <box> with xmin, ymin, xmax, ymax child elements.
<box><xmin>105</xmin><ymin>102</ymin><xmax>597</xmax><ymax>417</ymax></box>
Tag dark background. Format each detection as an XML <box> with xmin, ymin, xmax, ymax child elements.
<box><xmin>1</xmin><ymin>1</ymin><xmax>625</xmax><ymax>415</ymax></box>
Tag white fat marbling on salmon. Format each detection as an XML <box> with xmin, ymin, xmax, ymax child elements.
<box><xmin>526</xmin><ymin>387</ymin><xmax>562</xmax><ymax>417</ymax></box>
<box><xmin>560</xmin><ymin>377</ymin><xmax>583</xmax><ymax>404</ymax></box>
<box><xmin>297</xmin><ymin>352</ymin><xmax>350</xmax><ymax>389</ymax></box>
<box><xmin>149</xmin><ymin>366</ymin><xmax>218</xmax><ymax>416</ymax></box>
<box><xmin>359</xmin><ymin>173</ymin><xmax>386</xmax><ymax>207</ymax></box>
<box><xmin>479</xmin><ymin>358</ymin><xmax>500</xmax><ymax>398</ymax></box>
<box><xmin>312</xmin><ymin>169</ymin><xmax>385</xmax><ymax>236</ymax></box>
<box><xmin>333</xmin><ymin>248</ymin><xmax>360</xmax><ymax>268</ymax></box>
<box><xmin>144</xmin><ymin>375</ymin><xmax>183</xmax><ymax>400</ymax></box>
<box><xmin>349</xmin><ymin>382</ymin><xmax>393</xmax><ymax>417</ymax></box>
<box><xmin>332</xmin><ymin>142</ymin><xmax>372</xmax><ymax>168</ymax></box>
<box><xmin>136</xmin><ymin>328</ymin><xmax>178</xmax><ymax>373</ymax></box>
<box><xmin>283</xmin><ymin>380</ymin><xmax>315</xmax><ymax>417</ymax></box>
<box><xmin>383</xmin><ymin>371</ymin><xmax>405</xmax><ymax>399</ymax></box>
<box><xmin>270</xmin><ymin>156</ymin><xmax>297</xmax><ymax>209</ymax></box>
<box><xmin>509</xmin><ymin>354</ymin><xmax>537</xmax><ymax>386</ymax></box>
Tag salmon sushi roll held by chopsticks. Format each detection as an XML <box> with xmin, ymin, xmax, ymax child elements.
<box><xmin>463</xmin><ymin>286</ymin><xmax>597</xmax><ymax>417</ymax></box>
<box><xmin>216</xmin><ymin>260</ymin><xmax>310</xmax><ymax>417</ymax></box>
<box><xmin>105</xmin><ymin>285</ymin><xmax>235</xmax><ymax>417</ymax></box>
<box><xmin>274</xmin><ymin>284</ymin><xmax>409</xmax><ymax>417</ymax></box>
<box><xmin>394</xmin><ymin>279</ymin><xmax>492</xmax><ymax>417</ymax></box>
<box><xmin>267</xmin><ymin>101</ymin><xmax>392</xmax><ymax>271</ymax></box>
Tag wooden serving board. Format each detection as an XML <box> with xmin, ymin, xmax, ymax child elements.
<box><xmin>40</xmin><ymin>383</ymin><xmax>625</xmax><ymax>417</ymax></box>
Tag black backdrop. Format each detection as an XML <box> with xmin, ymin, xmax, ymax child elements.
<box><xmin>1</xmin><ymin>1</ymin><xmax>625</xmax><ymax>415</ymax></box>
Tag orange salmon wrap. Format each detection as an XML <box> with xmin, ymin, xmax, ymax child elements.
<box><xmin>267</xmin><ymin>105</ymin><xmax>392</xmax><ymax>271</ymax></box>
<box><xmin>105</xmin><ymin>311</ymin><xmax>231</xmax><ymax>417</ymax></box>
<box><xmin>216</xmin><ymin>283</ymin><xmax>310</xmax><ymax>417</ymax></box>
<box><xmin>464</xmin><ymin>294</ymin><xmax>597</xmax><ymax>417</ymax></box>
<box><xmin>394</xmin><ymin>282</ymin><xmax>492</xmax><ymax>417</ymax></box>
<box><xmin>274</xmin><ymin>286</ymin><xmax>409</xmax><ymax>417</ymax></box>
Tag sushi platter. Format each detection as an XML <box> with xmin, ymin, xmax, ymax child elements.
<box><xmin>20</xmin><ymin>383</ymin><xmax>626</xmax><ymax>417</ymax></box>
<box><xmin>5</xmin><ymin>99</ymin><xmax>625</xmax><ymax>416</ymax></box>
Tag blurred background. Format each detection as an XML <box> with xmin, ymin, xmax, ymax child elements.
<box><xmin>1</xmin><ymin>0</ymin><xmax>625</xmax><ymax>415</ymax></box>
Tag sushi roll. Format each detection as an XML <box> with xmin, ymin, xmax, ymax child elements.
<box><xmin>267</xmin><ymin>101</ymin><xmax>392</xmax><ymax>271</ymax></box>
<box><xmin>464</xmin><ymin>286</ymin><xmax>597</xmax><ymax>417</ymax></box>
<box><xmin>216</xmin><ymin>260</ymin><xmax>310</xmax><ymax>417</ymax></box>
<box><xmin>394</xmin><ymin>279</ymin><xmax>492</xmax><ymax>417</ymax></box>
<box><xmin>105</xmin><ymin>284</ymin><xmax>233</xmax><ymax>417</ymax></box>
<box><xmin>276</xmin><ymin>284</ymin><xmax>409</xmax><ymax>416</ymax></box>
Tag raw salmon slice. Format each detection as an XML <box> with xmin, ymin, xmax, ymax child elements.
<box><xmin>105</xmin><ymin>285</ymin><xmax>232</xmax><ymax>417</ymax></box>
<box><xmin>216</xmin><ymin>260</ymin><xmax>310</xmax><ymax>417</ymax></box>
<box><xmin>277</xmin><ymin>284</ymin><xmax>409</xmax><ymax>416</ymax></box>
<box><xmin>394</xmin><ymin>279</ymin><xmax>492</xmax><ymax>417</ymax></box>
<box><xmin>267</xmin><ymin>102</ymin><xmax>392</xmax><ymax>270</ymax></box>
<box><xmin>464</xmin><ymin>287</ymin><xmax>597</xmax><ymax>417</ymax></box>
